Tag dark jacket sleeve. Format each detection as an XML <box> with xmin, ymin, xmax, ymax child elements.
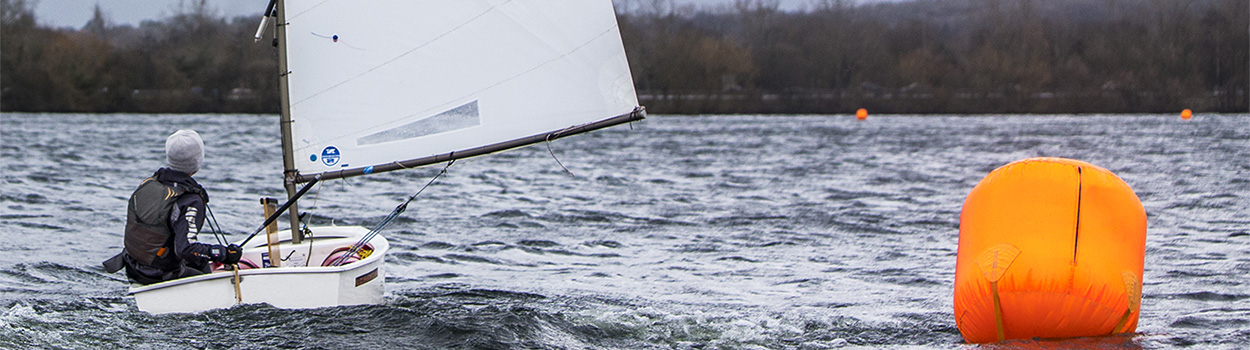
<box><xmin>170</xmin><ymin>194</ymin><xmax>216</xmax><ymax>265</ymax></box>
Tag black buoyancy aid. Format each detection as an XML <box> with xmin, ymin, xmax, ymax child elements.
<box><xmin>123</xmin><ymin>176</ymin><xmax>202</xmax><ymax>271</ymax></box>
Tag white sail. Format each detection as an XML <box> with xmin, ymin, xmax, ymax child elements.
<box><xmin>283</xmin><ymin>0</ymin><xmax>640</xmax><ymax>179</ymax></box>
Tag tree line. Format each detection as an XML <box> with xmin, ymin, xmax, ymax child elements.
<box><xmin>2</xmin><ymin>0</ymin><xmax>1247</xmax><ymax>114</ymax></box>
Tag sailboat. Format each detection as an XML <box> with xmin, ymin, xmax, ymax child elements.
<box><xmin>129</xmin><ymin>0</ymin><xmax>644</xmax><ymax>314</ymax></box>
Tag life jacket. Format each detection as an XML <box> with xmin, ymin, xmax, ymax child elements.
<box><xmin>123</xmin><ymin>176</ymin><xmax>203</xmax><ymax>272</ymax></box>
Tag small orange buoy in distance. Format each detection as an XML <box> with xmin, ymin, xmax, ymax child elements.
<box><xmin>856</xmin><ymin>108</ymin><xmax>868</xmax><ymax>120</ymax></box>
<box><xmin>954</xmin><ymin>157</ymin><xmax>1146</xmax><ymax>343</ymax></box>
<box><xmin>1181</xmin><ymin>109</ymin><xmax>1192</xmax><ymax>120</ymax></box>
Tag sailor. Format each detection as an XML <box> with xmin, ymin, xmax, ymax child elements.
<box><xmin>103</xmin><ymin>130</ymin><xmax>242</xmax><ymax>284</ymax></box>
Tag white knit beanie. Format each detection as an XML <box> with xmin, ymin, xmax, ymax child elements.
<box><xmin>165</xmin><ymin>129</ymin><xmax>204</xmax><ymax>174</ymax></box>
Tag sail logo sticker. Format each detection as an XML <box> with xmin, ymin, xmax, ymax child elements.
<box><xmin>321</xmin><ymin>146</ymin><xmax>341</xmax><ymax>167</ymax></box>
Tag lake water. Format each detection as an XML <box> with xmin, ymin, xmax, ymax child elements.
<box><xmin>0</xmin><ymin>113</ymin><xmax>1246</xmax><ymax>349</ymax></box>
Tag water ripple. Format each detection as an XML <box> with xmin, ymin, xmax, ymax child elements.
<box><xmin>2</xmin><ymin>113</ymin><xmax>1248</xmax><ymax>348</ymax></box>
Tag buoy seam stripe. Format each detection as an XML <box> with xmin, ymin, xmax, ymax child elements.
<box><xmin>1073</xmin><ymin>166</ymin><xmax>1083</xmax><ymax>265</ymax></box>
<box><xmin>1112</xmin><ymin>308</ymin><xmax>1133</xmax><ymax>334</ymax></box>
<box><xmin>991</xmin><ymin>280</ymin><xmax>1005</xmax><ymax>342</ymax></box>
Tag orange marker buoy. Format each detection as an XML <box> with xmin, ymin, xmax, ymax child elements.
<box><xmin>856</xmin><ymin>108</ymin><xmax>868</xmax><ymax>120</ymax></box>
<box><xmin>954</xmin><ymin>157</ymin><xmax>1146</xmax><ymax>344</ymax></box>
<box><xmin>1181</xmin><ymin>109</ymin><xmax>1192</xmax><ymax>120</ymax></box>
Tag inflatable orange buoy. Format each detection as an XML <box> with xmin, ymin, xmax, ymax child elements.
<box><xmin>954</xmin><ymin>157</ymin><xmax>1146</xmax><ymax>343</ymax></box>
<box><xmin>856</xmin><ymin>108</ymin><xmax>868</xmax><ymax>120</ymax></box>
<box><xmin>1181</xmin><ymin>109</ymin><xmax>1192</xmax><ymax>120</ymax></box>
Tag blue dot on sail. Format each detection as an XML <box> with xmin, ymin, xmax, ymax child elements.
<box><xmin>310</xmin><ymin>154</ymin><xmax>317</xmax><ymax>162</ymax></box>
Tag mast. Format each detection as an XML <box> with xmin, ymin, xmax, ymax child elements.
<box><xmin>275</xmin><ymin>0</ymin><xmax>304</xmax><ymax>243</ymax></box>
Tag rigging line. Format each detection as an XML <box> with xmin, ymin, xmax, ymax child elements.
<box><xmin>339</xmin><ymin>171</ymin><xmax>356</xmax><ymax>190</ymax></box>
<box><xmin>204</xmin><ymin>203</ymin><xmax>227</xmax><ymax>246</ymax></box>
<box><xmin>307</xmin><ymin>180</ymin><xmax>325</xmax><ymax>219</ymax></box>
<box><xmin>301</xmin><ymin>221</ymin><xmax>315</xmax><ymax>267</ymax></box>
<box><xmin>331</xmin><ymin>176</ymin><xmax>352</xmax><ymax>225</ymax></box>
<box><xmin>331</xmin><ymin>160</ymin><xmax>455</xmax><ymax>266</ymax></box>
<box><xmin>241</xmin><ymin>177</ymin><xmax>322</xmax><ymax>246</ymax></box>
<box><xmin>310</xmin><ymin>32</ymin><xmax>366</xmax><ymax>51</ymax></box>
<box><xmin>540</xmin><ymin>107</ymin><xmax>639</xmax><ymax>177</ymax></box>
<box><xmin>293</xmin><ymin>0</ymin><xmax>515</xmax><ymax>106</ymax></box>
<box><xmin>547</xmin><ymin>124</ymin><xmax>580</xmax><ymax>176</ymax></box>
<box><xmin>399</xmin><ymin>159</ymin><xmax>454</xmax><ymax>204</ymax></box>
<box><xmin>286</xmin><ymin>0</ymin><xmax>333</xmax><ymax>21</ymax></box>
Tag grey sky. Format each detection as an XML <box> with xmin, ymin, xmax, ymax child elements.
<box><xmin>34</xmin><ymin>0</ymin><xmax>259</xmax><ymax>28</ymax></box>
<box><xmin>32</xmin><ymin>0</ymin><xmax>894</xmax><ymax>29</ymax></box>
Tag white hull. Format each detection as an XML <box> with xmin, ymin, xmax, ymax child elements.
<box><xmin>130</xmin><ymin>226</ymin><xmax>387</xmax><ymax>314</ymax></box>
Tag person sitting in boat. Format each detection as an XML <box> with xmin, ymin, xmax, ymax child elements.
<box><xmin>102</xmin><ymin>130</ymin><xmax>242</xmax><ymax>285</ymax></box>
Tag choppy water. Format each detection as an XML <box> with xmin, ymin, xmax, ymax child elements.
<box><xmin>0</xmin><ymin>113</ymin><xmax>1247</xmax><ymax>349</ymax></box>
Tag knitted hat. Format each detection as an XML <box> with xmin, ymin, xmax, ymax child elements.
<box><xmin>166</xmin><ymin>129</ymin><xmax>204</xmax><ymax>174</ymax></box>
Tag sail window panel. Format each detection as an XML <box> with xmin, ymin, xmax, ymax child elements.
<box><xmin>357</xmin><ymin>101</ymin><xmax>482</xmax><ymax>145</ymax></box>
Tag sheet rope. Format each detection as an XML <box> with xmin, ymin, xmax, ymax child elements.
<box><xmin>329</xmin><ymin>160</ymin><xmax>455</xmax><ymax>266</ymax></box>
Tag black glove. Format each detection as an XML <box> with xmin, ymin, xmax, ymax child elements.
<box><xmin>211</xmin><ymin>244</ymin><xmax>243</xmax><ymax>265</ymax></box>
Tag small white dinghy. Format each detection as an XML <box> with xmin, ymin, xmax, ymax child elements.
<box><xmin>126</xmin><ymin>0</ymin><xmax>642</xmax><ymax>314</ymax></box>
<box><xmin>131</xmin><ymin>227</ymin><xmax>388</xmax><ymax>314</ymax></box>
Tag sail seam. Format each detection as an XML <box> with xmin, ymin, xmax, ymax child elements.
<box><xmin>292</xmin><ymin>0</ymin><xmax>515</xmax><ymax>107</ymax></box>
<box><xmin>287</xmin><ymin>0</ymin><xmax>332</xmax><ymax>21</ymax></box>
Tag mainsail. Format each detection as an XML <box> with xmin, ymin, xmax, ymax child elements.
<box><xmin>281</xmin><ymin>0</ymin><xmax>643</xmax><ymax>183</ymax></box>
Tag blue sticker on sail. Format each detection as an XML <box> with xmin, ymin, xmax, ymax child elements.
<box><xmin>321</xmin><ymin>146</ymin><xmax>340</xmax><ymax>167</ymax></box>
<box><xmin>310</xmin><ymin>154</ymin><xmax>318</xmax><ymax>162</ymax></box>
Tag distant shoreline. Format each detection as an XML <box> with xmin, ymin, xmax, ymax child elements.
<box><xmin>2</xmin><ymin>111</ymin><xmax>1236</xmax><ymax>117</ymax></box>
<box><xmin>5</xmin><ymin>0</ymin><xmax>1246</xmax><ymax>115</ymax></box>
